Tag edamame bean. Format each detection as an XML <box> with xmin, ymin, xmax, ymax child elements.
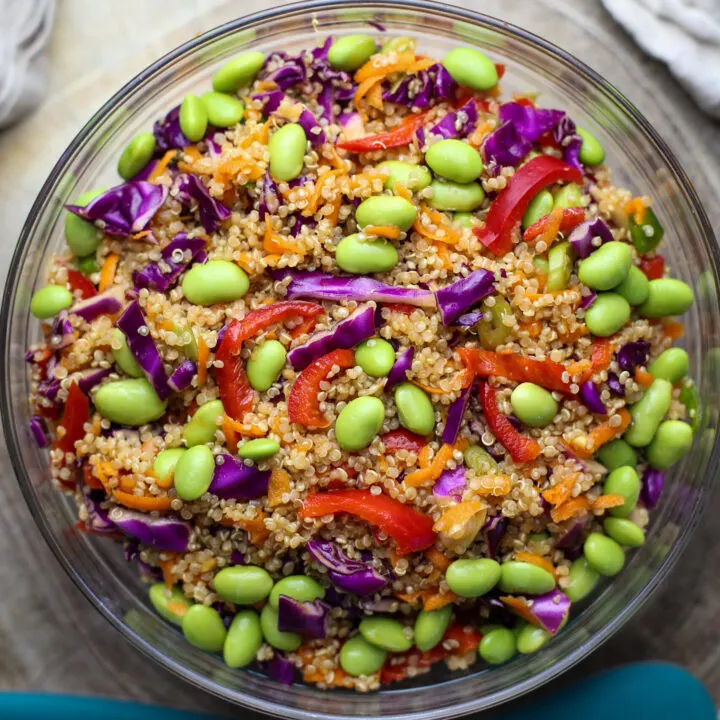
<box><xmin>443</xmin><ymin>47</ymin><xmax>498</xmax><ymax>91</ymax></box>
<box><xmin>76</xmin><ymin>256</ymin><xmax>99</xmax><ymax>276</ymax></box>
<box><xmin>646</xmin><ymin>420</ymin><xmax>693</xmax><ymax>469</ymax></box>
<box><xmin>624</xmin><ymin>378</ymin><xmax>672</xmax><ymax>447</ymax></box>
<box><xmin>476</xmin><ymin>297</ymin><xmax>512</xmax><ymax>349</ymax></box>
<box><xmin>395</xmin><ymin>382</ymin><xmax>435</xmax><ymax>436</ymax></box>
<box><xmin>510</xmin><ymin>382</ymin><xmax>558</xmax><ymax>427</ymax></box>
<box><xmin>30</xmin><ymin>285</ymin><xmax>73</xmax><ymax>319</ymax></box>
<box><xmin>522</xmin><ymin>190</ymin><xmax>553</xmax><ymax>229</ymax></box>
<box><xmin>335</xmin><ymin>396</ymin><xmax>385</xmax><ymax>451</ymax></box>
<box><xmin>328</xmin><ymin>34</ymin><xmax>377</xmax><ymax>71</ymax></box>
<box><xmin>214</xmin><ymin>565</ymin><xmax>274</xmax><ymax>604</ymax></box>
<box><xmin>335</xmin><ymin>234</ymin><xmax>399</xmax><ymax>274</ymax></box>
<box><xmin>533</xmin><ymin>256</ymin><xmax>549</xmax><ymax>275</ymax></box>
<box><xmin>603</xmin><ymin>517</ymin><xmax>645</xmax><ymax>548</ymax></box>
<box><xmin>174</xmin><ymin>445</ymin><xmax>214</xmax><ymax>500</ymax></box>
<box><xmin>479</xmin><ymin>627</ymin><xmax>516</xmax><ymax>665</ymax></box>
<box><xmin>595</xmin><ymin>438</ymin><xmax>637</xmax><ymax>471</ymax></box>
<box><xmin>247</xmin><ymin>340</ymin><xmax>287</xmax><ymax>391</ymax></box>
<box><xmin>223</xmin><ymin>609</ymin><xmax>263</xmax><ymax>668</ymax></box>
<box><xmin>268</xmin><ymin>123</ymin><xmax>307</xmax><ymax>181</ymax></box>
<box><xmin>453</xmin><ymin>212</ymin><xmax>474</xmax><ymax>228</ymax></box>
<box><xmin>183</xmin><ymin>399</ymin><xmax>224</xmax><ymax>447</ymax></box>
<box><xmin>359</xmin><ymin>617</ymin><xmax>413</xmax><ymax>652</ymax></box>
<box><xmin>111</xmin><ymin>328</ymin><xmax>143</xmax><ymax>377</ymax></box>
<box><xmin>238</xmin><ymin>438</ymin><xmax>280</xmax><ymax>461</ymax></box>
<box><xmin>355</xmin><ymin>195</ymin><xmax>417</xmax><ymax>231</ymax></box>
<box><xmin>212</xmin><ymin>51</ymin><xmax>265</xmax><ymax>92</ymax></box>
<box><xmin>201</xmin><ymin>91</ymin><xmax>245</xmax><ymax>128</ymax></box>
<box><xmin>65</xmin><ymin>189</ymin><xmax>104</xmax><ymax>257</ymax></box>
<box><xmin>648</xmin><ymin>348</ymin><xmax>689</xmax><ymax>384</ymax></box>
<box><xmin>117</xmin><ymin>132</ymin><xmax>156</xmax><ymax>180</ymax></box>
<box><xmin>182</xmin><ymin>260</ymin><xmax>249</xmax><ymax>305</ymax></box>
<box><xmin>546</xmin><ymin>241</ymin><xmax>574</xmax><ymax>292</ymax></box>
<box><xmin>577</xmin><ymin>127</ymin><xmax>605</xmax><ymax>165</ymax></box>
<box><xmin>260</xmin><ymin>604</ymin><xmax>302</xmax><ymax>651</ymax></box>
<box><xmin>425</xmin><ymin>139</ymin><xmax>483</xmax><ymax>184</ymax></box>
<box><xmin>152</xmin><ymin>448</ymin><xmax>185</xmax><ymax>483</ymax></box>
<box><xmin>464</xmin><ymin>444</ymin><xmax>498</xmax><ymax>473</ymax></box>
<box><xmin>428</xmin><ymin>179</ymin><xmax>485</xmax><ymax>212</ymax></box>
<box><xmin>603</xmin><ymin>465</ymin><xmax>641</xmax><ymax>518</ymax></box>
<box><xmin>414</xmin><ymin>606</ymin><xmax>453</xmax><ymax>651</ymax></box>
<box><xmin>269</xmin><ymin>575</ymin><xmax>325</xmax><ymax>609</ymax></box>
<box><xmin>565</xmin><ymin>556</ymin><xmax>600</xmax><ymax>602</ymax></box>
<box><xmin>638</xmin><ymin>279</ymin><xmax>694</xmax><ymax>318</ymax></box>
<box><xmin>445</xmin><ymin>558</ymin><xmax>501</xmax><ymax>597</ymax></box>
<box><xmin>179</xmin><ymin>94</ymin><xmax>208</xmax><ymax>142</ymax></box>
<box><xmin>340</xmin><ymin>635</ymin><xmax>387</xmax><ymax>677</ymax></box>
<box><xmin>584</xmin><ymin>293</ymin><xmax>631</xmax><ymax>337</ymax></box>
<box><xmin>516</xmin><ymin>623</ymin><xmax>551</xmax><ymax>654</ymax></box>
<box><xmin>182</xmin><ymin>604</ymin><xmax>227</xmax><ymax>652</ymax></box>
<box><xmin>614</xmin><ymin>265</ymin><xmax>650</xmax><ymax>306</ymax></box>
<box><xmin>377</xmin><ymin>160</ymin><xmax>432</xmax><ymax>191</ymax></box>
<box><xmin>149</xmin><ymin>583</ymin><xmax>192</xmax><ymax>626</ymax></box>
<box><xmin>583</xmin><ymin>532</ymin><xmax>625</xmax><ymax>577</ymax></box>
<box><xmin>94</xmin><ymin>379</ymin><xmax>167</xmax><ymax>426</ymax></box>
<box><xmin>181</xmin><ymin>323</ymin><xmax>199</xmax><ymax>361</ymax></box>
<box><xmin>553</xmin><ymin>183</ymin><xmax>583</xmax><ymax>209</ymax></box>
<box><xmin>577</xmin><ymin>241</ymin><xmax>632</xmax><ymax>291</ymax></box>
<box><xmin>355</xmin><ymin>338</ymin><xmax>396</xmax><ymax>377</ymax></box>
<box><xmin>498</xmin><ymin>561</ymin><xmax>556</xmax><ymax>595</ymax></box>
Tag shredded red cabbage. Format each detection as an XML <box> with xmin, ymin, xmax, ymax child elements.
<box><xmin>430</xmin><ymin>100</ymin><xmax>478</xmax><ymax>140</ymax></box>
<box><xmin>133</xmin><ymin>233</ymin><xmax>206</xmax><ymax>292</ymax></box>
<box><xmin>82</xmin><ymin>487</ymin><xmax>118</xmax><ymax>534</ymax></box>
<box><xmin>209</xmin><ymin>454</ymin><xmax>271</xmax><ymax>500</ymax></box>
<box><xmin>641</xmin><ymin>467</ymin><xmax>664</xmax><ymax>509</ymax></box>
<box><xmin>175</xmin><ymin>174</ymin><xmax>231</xmax><ymax>233</ymax></box>
<box><xmin>552</xmin><ymin>114</ymin><xmax>583</xmax><ymax>171</ymax></box>
<box><xmin>433</xmin><ymin>466</ymin><xmax>466</xmax><ymax>500</ymax></box>
<box><xmin>435</xmin><ymin>269</ymin><xmax>495</xmax><ymax>325</ymax></box>
<box><xmin>29</xmin><ymin>416</ymin><xmax>50</xmax><ymax>448</ymax></box>
<box><xmin>168</xmin><ymin>360</ymin><xmax>197</xmax><ymax>392</ymax></box>
<box><xmin>498</xmin><ymin>103</ymin><xmax>564</xmax><ymax>142</ymax></box>
<box><xmin>606</xmin><ymin>372</ymin><xmax>625</xmax><ymax>397</ymax></box>
<box><xmin>77</xmin><ymin>368</ymin><xmax>111</xmax><ymax>394</ymax></box>
<box><xmin>483</xmin><ymin>514</ymin><xmax>507</xmax><ymax>557</ymax></box>
<box><xmin>455</xmin><ymin>311</ymin><xmax>483</xmax><ymax>326</ymax></box>
<box><xmin>568</xmin><ymin>218</ymin><xmax>613</xmax><ymax>258</ymax></box>
<box><xmin>554</xmin><ymin>518</ymin><xmax>588</xmax><ymax>561</ymax></box>
<box><xmin>306</xmin><ymin>538</ymin><xmax>388</xmax><ymax>595</ymax></box>
<box><xmin>523</xmin><ymin>588</ymin><xmax>571</xmax><ymax>635</ymax></box>
<box><xmin>483</xmin><ymin>121</ymin><xmax>532</xmax><ymax>167</ymax></box>
<box><xmin>108</xmin><ymin>506</ymin><xmax>191</xmax><ymax>551</ymax></box>
<box><xmin>579</xmin><ymin>292</ymin><xmax>597</xmax><ymax>310</ymax></box>
<box><xmin>384</xmin><ymin>64</ymin><xmax>455</xmax><ymax>110</ymax></box>
<box><xmin>153</xmin><ymin>105</ymin><xmax>191</xmax><ymax>152</ymax></box>
<box><xmin>70</xmin><ymin>287</ymin><xmax>125</xmax><ymax>322</ymax></box>
<box><xmin>385</xmin><ymin>346</ymin><xmax>414</xmax><ymax>391</ymax></box>
<box><xmin>579</xmin><ymin>380</ymin><xmax>607</xmax><ymax>415</ymax></box>
<box><xmin>48</xmin><ymin>312</ymin><xmax>75</xmax><ymax>350</ymax></box>
<box><xmin>277</xmin><ymin>596</ymin><xmax>330</xmax><ymax>638</ymax></box>
<box><xmin>442</xmin><ymin>383</ymin><xmax>472</xmax><ymax>444</ymax></box>
<box><xmin>617</xmin><ymin>340</ymin><xmax>650</xmax><ymax>373</ymax></box>
<box><xmin>265</xmin><ymin>652</ymin><xmax>296</xmax><ymax>685</ymax></box>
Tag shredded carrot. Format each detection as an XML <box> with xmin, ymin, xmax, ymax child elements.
<box><xmin>353</xmin><ymin>77</ymin><xmax>383</xmax><ymax>118</ymax></box>
<box><xmin>268</xmin><ymin>468</ymin><xmax>290</xmax><ymax>507</ymax></box>
<box><xmin>557</xmin><ymin>325</ymin><xmax>590</xmax><ymax>343</ymax></box>
<box><xmin>624</xmin><ymin>197</ymin><xmax>647</xmax><ymax>224</ymax></box>
<box><xmin>289</xmin><ymin>315</ymin><xmax>317</xmax><ymax>339</ymax></box>
<box><xmin>415</xmin><ymin>382</ymin><xmax>448</xmax><ymax>395</ymax></box>
<box><xmin>236</xmin><ymin>253</ymin><xmax>254</xmax><ymax>273</ymax></box>
<box><xmin>542</xmin><ymin>473</ymin><xmax>578</xmax><ymax>506</ymax></box>
<box><xmin>98</xmin><ymin>253</ymin><xmax>120</xmax><ymax>292</ymax></box>
<box><xmin>222</xmin><ymin>417</ymin><xmax>240</xmax><ymax>454</ymax></box>
<box><xmin>535</xmin><ymin>207</ymin><xmax>564</xmax><ymax>248</ymax></box>
<box><xmin>413</xmin><ymin>205</ymin><xmax>461</xmax><ymax>244</ymax></box>
<box><xmin>183</xmin><ymin>145</ymin><xmax>202</xmax><ymax>162</ymax></box>
<box><xmin>154</xmin><ymin>469</ymin><xmax>174</xmax><ymax>490</ymax></box>
<box><xmin>224</xmin><ymin>511</ymin><xmax>269</xmax><ymax>545</ymax></box>
<box><xmin>113</xmin><ymin>490</ymin><xmax>172</xmax><ymax>512</ymax></box>
<box><xmin>264</xmin><ymin>215</ymin><xmax>305</xmax><ymax>255</ymax></box>
<box><xmin>425</xmin><ymin>547</ymin><xmax>452</xmax><ymax>572</ymax></box>
<box><xmin>417</xmin><ymin>444</ymin><xmax>433</xmax><ymax>468</ymax></box>
<box><xmin>519</xmin><ymin>320</ymin><xmax>543</xmax><ymax>339</ymax></box>
<box><xmin>393</xmin><ymin>183</ymin><xmax>413</xmax><ymax>202</ymax></box>
<box><xmin>404</xmin><ymin>444</ymin><xmax>455</xmax><ymax>487</ymax></box>
<box><xmin>514</xmin><ymin>552</ymin><xmax>556</xmax><ymax>578</ymax></box>
<box><xmin>551</xmin><ymin>496</ymin><xmax>591</xmax><ymax>522</ymax></box>
<box><xmin>592</xmin><ymin>493</ymin><xmax>626</xmax><ymax>510</ymax></box>
<box><xmin>159</xmin><ymin>557</ymin><xmax>177</xmax><ymax>589</ymax></box>
<box><xmin>366</xmin><ymin>82</ymin><xmax>384</xmax><ymax>110</ymax></box>
<box><xmin>196</xmin><ymin>336</ymin><xmax>209</xmax><ymax>386</ymax></box>
<box><xmin>166</xmin><ymin>600</ymin><xmax>189</xmax><ymax>618</ymax></box>
<box><xmin>433</xmin><ymin>500</ymin><xmax>487</xmax><ymax>543</ymax></box>
<box><xmin>422</xmin><ymin>589</ymin><xmax>457</xmax><ymax>612</ymax></box>
<box><xmin>95</xmin><ymin>461</ymin><xmax>117</xmax><ymax>488</ymax></box>
<box><xmin>303</xmin><ymin>169</ymin><xmax>343</xmax><ymax>217</ymax></box>
<box><xmin>569</xmin><ymin>408</ymin><xmax>632</xmax><ymax>458</ymax></box>
<box><xmin>434</xmin><ymin>242</ymin><xmax>453</xmax><ymax>270</ymax></box>
<box><xmin>395</xmin><ymin>591</ymin><xmax>421</xmax><ymax>604</ymax></box>
<box><xmin>662</xmin><ymin>320</ymin><xmax>684</xmax><ymax>340</ymax></box>
<box><xmin>635</xmin><ymin>369</ymin><xmax>654</xmax><ymax>387</ymax></box>
<box><xmin>354</xmin><ymin>52</ymin><xmax>435</xmax><ymax>82</ymax></box>
<box><xmin>119</xmin><ymin>475</ymin><xmax>137</xmax><ymax>492</ymax></box>
<box><xmin>591</xmin><ymin>338</ymin><xmax>615</xmax><ymax>373</ymax></box>
<box><xmin>363</xmin><ymin>225</ymin><xmax>402</xmax><ymax>239</ymax></box>
<box><xmin>223</xmin><ymin>414</ymin><xmax>268</xmax><ymax>438</ymax></box>
<box><xmin>474</xmin><ymin>474</ymin><xmax>512</xmax><ymax>497</ymax></box>
<box><xmin>148</xmin><ymin>150</ymin><xmax>177</xmax><ymax>183</ymax></box>
<box><xmin>500</xmin><ymin>595</ymin><xmax>543</xmax><ymax>627</ymax></box>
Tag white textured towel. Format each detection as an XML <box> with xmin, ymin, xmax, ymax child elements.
<box><xmin>602</xmin><ymin>0</ymin><xmax>720</xmax><ymax>119</ymax></box>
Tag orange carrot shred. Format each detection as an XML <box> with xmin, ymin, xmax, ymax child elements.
<box><xmin>500</xmin><ymin>595</ymin><xmax>543</xmax><ymax>628</ymax></box>
<box><xmin>268</xmin><ymin>468</ymin><xmax>290</xmax><ymax>507</ymax></box>
<box><xmin>148</xmin><ymin>150</ymin><xmax>177</xmax><ymax>183</ymax></box>
<box><xmin>568</xmin><ymin>408</ymin><xmax>632</xmax><ymax>458</ymax></box>
<box><xmin>537</xmin><ymin>207</ymin><xmax>564</xmax><ymax>248</ymax></box>
<box><xmin>393</xmin><ymin>183</ymin><xmax>413</xmax><ymax>202</ymax></box>
<box><xmin>514</xmin><ymin>552</ymin><xmax>556</xmax><ymax>578</ymax></box>
<box><xmin>395</xmin><ymin>591</ymin><xmax>421</xmax><ymax>604</ymax></box>
<box><xmin>113</xmin><ymin>490</ymin><xmax>172</xmax><ymax>512</ymax></box>
<box><xmin>592</xmin><ymin>493</ymin><xmax>626</xmax><ymax>510</ymax></box>
<box><xmin>662</xmin><ymin>320</ymin><xmax>684</xmax><ymax>340</ymax></box>
<box><xmin>98</xmin><ymin>253</ymin><xmax>119</xmax><ymax>292</ymax></box>
<box><xmin>422</xmin><ymin>589</ymin><xmax>457</xmax><ymax>612</ymax></box>
<box><xmin>196</xmin><ymin>336</ymin><xmax>209</xmax><ymax>386</ymax></box>
<box><xmin>363</xmin><ymin>225</ymin><xmax>402</xmax><ymax>239</ymax></box>
<box><xmin>159</xmin><ymin>557</ymin><xmax>177</xmax><ymax>589</ymax></box>
<box><xmin>550</xmin><ymin>496</ymin><xmax>591</xmax><ymax>522</ymax></box>
<box><xmin>635</xmin><ymin>369</ymin><xmax>654</xmax><ymax>387</ymax></box>
<box><xmin>425</xmin><ymin>547</ymin><xmax>452</xmax><ymax>572</ymax></box>
<box><xmin>542</xmin><ymin>473</ymin><xmax>578</xmax><ymax>506</ymax></box>
<box><xmin>418</xmin><ymin>444</ymin><xmax>433</xmax><ymax>468</ymax></box>
<box><xmin>404</xmin><ymin>443</ymin><xmax>454</xmax><ymax>487</ymax></box>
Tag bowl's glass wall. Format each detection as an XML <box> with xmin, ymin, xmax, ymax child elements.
<box><xmin>3</xmin><ymin>2</ymin><xmax>719</xmax><ymax>718</ymax></box>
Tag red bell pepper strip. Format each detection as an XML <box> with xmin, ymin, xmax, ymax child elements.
<box><xmin>384</xmin><ymin>302</ymin><xmax>416</xmax><ymax>316</ymax></box>
<box><xmin>67</xmin><ymin>269</ymin><xmax>97</xmax><ymax>299</ymax></box>
<box><xmin>216</xmin><ymin>301</ymin><xmax>324</xmax><ymax>421</ymax></box>
<box><xmin>299</xmin><ymin>489</ymin><xmax>436</xmax><ymax>555</ymax></box>
<box><xmin>639</xmin><ymin>254</ymin><xmax>665</xmax><ymax>280</ymax></box>
<box><xmin>474</xmin><ymin>156</ymin><xmax>584</xmax><ymax>256</ymax></box>
<box><xmin>380</xmin><ymin>429</ymin><xmax>428</xmax><ymax>454</ymax></box>
<box><xmin>54</xmin><ymin>382</ymin><xmax>90</xmax><ymax>455</ymax></box>
<box><xmin>591</xmin><ymin>337</ymin><xmax>614</xmax><ymax>373</ymax></box>
<box><xmin>522</xmin><ymin>207</ymin><xmax>586</xmax><ymax>241</ymax></box>
<box><xmin>479</xmin><ymin>381</ymin><xmax>541</xmax><ymax>463</ymax></box>
<box><xmin>287</xmin><ymin>349</ymin><xmax>355</xmax><ymax>428</ymax></box>
<box><xmin>337</xmin><ymin>113</ymin><xmax>425</xmax><ymax>153</ymax></box>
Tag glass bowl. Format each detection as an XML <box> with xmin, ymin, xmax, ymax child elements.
<box><xmin>3</xmin><ymin>1</ymin><xmax>720</xmax><ymax>717</ymax></box>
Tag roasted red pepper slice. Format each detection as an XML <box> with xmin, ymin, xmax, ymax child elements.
<box><xmin>299</xmin><ymin>488</ymin><xmax>436</xmax><ymax>555</ymax></box>
<box><xmin>479</xmin><ymin>381</ymin><xmax>541</xmax><ymax>463</ymax></box>
<box><xmin>67</xmin><ymin>269</ymin><xmax>97</xmax><ymax>299</ymax></box>
<box><xmin>380</xmin><ymin>429</ymin><xmax>428</xmax><ymax>454</ymax></box>
<box><xmin>639</xmin><ymin>254</ymin><xmax>665</xmax><ymax>280</ymax></box>
<box><xmin>522</xmin><ymin>207</ymin><xmax>586</xmax><ymax>241</ymax></box>
<box><xmin>337</xmin><ymin>113</ymin><xmax>425</xmax><ymax>153</ymax></box>
<box><xmin>474</xmin><ymin>156</ymin><xmax>584</xmax><ymax>256</ymax></box>
<box><xmin>287</xmin><ymin>349</ymin><xmax>355</xmax><ymax>428</ymax></box>
<box><xmin>55</xmin><ymin>382</ymin><xmax>90</xmax><ymax>455</ymax></box>
<box><xmin>384</xmin><ymin>302</ymin><xmax>417</xmax><ymax>316</ymax></box>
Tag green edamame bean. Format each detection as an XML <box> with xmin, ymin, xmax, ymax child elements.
<box><xmin>583</xmin><ymin>532</ymin><xmax>625</xmax><ymax>577</ymax></box>
<box><xmin>340</xmin><ymin>635</ymin><xmax>387</xmax><ymax>677</ymax></box>
<box><xmin>260</xmin><ymin>603</ymin><xmax>302</xmax><ymax>651</ymax></box>
<box><xmin>152</xmin><ymin>448</ymin><xmax>185</xmax><ymax>483</ymax></box>
<box><xmin>577</xmin><ymin>127</ymin><xmax>605</xmax><ymax>166</ymax></box>
<box><xmin>546</xmin><ymin>241</ymin><xmax>574</xmax><ymax>292</ymax></box>
<box><xmin>445</xmin><ymin>558</ymin><xmax>501</xmax><ymax>598</ymax></box>
<box><xmin>268</xmin><ymin>123</ymin><xmax>307</xmax><ymax>181</ymax></box>
<box><xmin>212</xmin><ymin>51</ymin><xmax>265</xmax><ymax>93</ymax></box>
<box><xmin>648</xmin><ymin>348</ymin><xmax>689</xmax><ymax>384</ymax></box>
<box><xmin>269</xmin><ymin>575</ymin><xmax>325</xmax><ymax>609</ymax></box>
<box><xmin>76</xmin><ymin>256</ymin><xmax>99</xmax><ymax>276</ymax></box>
<box><xmin>65</xmin><ymin>189</ymin><xmax>104</xmax><ymax>257</ymax></box>
<box><xmin>381</xmin><ymin>36</ymin><xmax>416</xmax><ymax>55</ymax></box>
<box><xmin>577</xmin><ymin>242</ymin><xmax>632</xmax><ymax>291</ymax></box>
<box><xmin>111</xmin><ymin>328</ymin><xmax>143</xmax><ymax>378</ymax></box>
<box><xmin>355</xmin><ymin>338</ymin><xmax>396</xmax><ymax>377</ymax></box>
<box><xmin>328</xmin><ymin>34</ymin><xmax>377</xmax><ymax>71</ymax></box>
<box><xmin>510</xmin><ymin>382</ymin><xmax>558</xmax><ymax>427</ymax></box>
<box><xmin>614</xmin><ymin>265</ymin><xmax>650</xmax><ymax>306</ymax></box>
<box><xmin>355</xmin><ymin>195</ymin><xmax>417</xmax><ymax>231</ymax></box>
<box><xmin>214</xmin><ymin>565</ymin><xmax>274</xmax><ymax>604</ymax></box>
<box><xmin>646</xmin><ymin>420</ymin><xmax>693</xmax><ymax>470</ymax></box>
<box><xmin>183</xmin><ymin>399</ymin><xmax>224</xmax><ymax>447</ymax></box>
<box><xmin>94</xmin><ymin>379</ymin><xmax>167</xmax><ymax>426</ymax></box>
<box><xmin>595</xmin><ymin>438</ymin><xmax>637</xmax><ymax>471</ymax></box>
<box><xmin>425</xmin><ymin>139</ymin><xmax>483</xmax><ymax>184</ymax></box>
<box><xmin>553</xmin><ymin>183</ymin><xmax>583</xmax><ymax>209</ymax></box>
<box><xmin>479</xmin><ymin>627</ymin><xmax>516</xmax><ymax>665</ymax></box>
<box><xmin>30</xmin><ymin>285</ymin><xmax>73</xmax><ymax>319</ymax></box>
<box><xmin>335</xmin><ymin>233</ymin><xmax>399</xmax><ymax>274</ymax></box>
<box><xmin>443</xmin><ymin>47</ymin><xmax>498</xmax><ymax>91</ymax></box>
<box><xmin>476</xmin><ymin>297</ymin><xmax>512</xmax><ymax>350</ymax></box>
<box><xmin>182</xmin><ymin>604</ymin><xmax>227</xmax><ymax>652</ymax></box>
<box><xmin>414</xmin><ymin>606</ymin><xmax>453</xmax><ymax>651</ymax></box>
<box><xmin>238</xmin><ymin>438</ymin><xmax>280</xmax><ymax>461</ymax></box>
<box><xmin>522</xmin><ymin>190</ymin><xmax>553</xmax><ymax>229</ymax></box>
<box><xmin>464</xmin><ymin>444</ymin><xmax>498</xmax><ymax>473</ymax></box>
<box><xmin>604</xmin><ymin>465</ymin><xmax>641</xmax><ymax>518</ymax></box>
<box><xmin>201</xmin><ymin>91</ymin><xmax>245</xmax><ymax>128</ymax></box>
<box><xmin>499</xmin><ymin>561</ymin><xmax>556</xmax><ymax>595</ymax></box>
<box><xmin>223</xmin><ymin>609</ymin><xmax>263</xmax><ymax>668</ymax></box>
<box><xmin>181</xmin><ymin>323</ymin><xmax>199</xmax><ymax>361</ymax></box>
<box><xmin>603</xmin><ymin>517</ymin><xmax>645</xmax><ymax>548</ymax></box>
<box><xmin>516</xmin><ymin>623</ymin><xmax>551</xmax><ymax>654</ymax></box>
<box><xmin>378</xmin><ymin>160</ymin><xmax>432</xmax><ymax>191</ymax></box>
<box><xmin>624</xmin><ymin>378</ymin><xmax>673</xmax><ymax>447</ymax></box>
<box><xmin>182</xmin><ymin>260</ymin><xmax>249</xmax><ymax>306</ymax></box>
<box><xmin>395</xmin><ymin>382</ymin><xmax>435</xmax><ymax>436</ymax></box>
<box><xmin>453</xmin><ymin>212</ymin><xmax>474</xmax><ymax>228</ymax></box>
<box><xmin>565</xmin><ymin>556</ymin><xmax>600</xmax><ymax>602</ymax></box>
<box><xmin>533</xmin><ymin>256</ymin><xmax>549</xmax><ymax>275</ymax></box>
<box><xmin>335</xmin><ymin>396</ymin><xmax>385</xmax><ymax>451</ymax></box>
<box><xmin>174</xmin><ymin>444</ymin><xmax>214</xmax><ymax>500</ymax></box>
<box><xmin>117</xmin><ymin>132</ymin><xmax>156</xmax><ymax>180</ymax></box>
<box><xmin>179</xmin><ymin>94</ymin><xmax>208</xmax><ymax>142</ymax></box>
<box><xmin>428</xmin><ymin>179</ymin><xmax>485</xmax><ymax>212</ymax></box>
<box><xmin>247</xmin><ymin>340</ymin><xmax>287</xmax><ymax>391</ymax></box>
<box><xmin>584</xmin><ymin>293</ymin><xmax>631</xmax><ymax>337</ymax></box>
<box><xmin>149</xmin><ymin>583</ymin><xmax>193</xmax><ymax>626</ymax></box>
<box><xmin>638</xmin><ymin>279</ymin><xmax>694</xmax><ymax>318</ymax></box>
<box><xmin>359</xmin><ymin>617</ymin><xmax>413</xmax><ymax>652</ymax></box>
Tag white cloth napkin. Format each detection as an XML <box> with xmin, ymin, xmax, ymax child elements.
<box><xmin>602</xmin><ymin>0</ymin><xmax>720</xmax><ymax>119</ymax></box>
